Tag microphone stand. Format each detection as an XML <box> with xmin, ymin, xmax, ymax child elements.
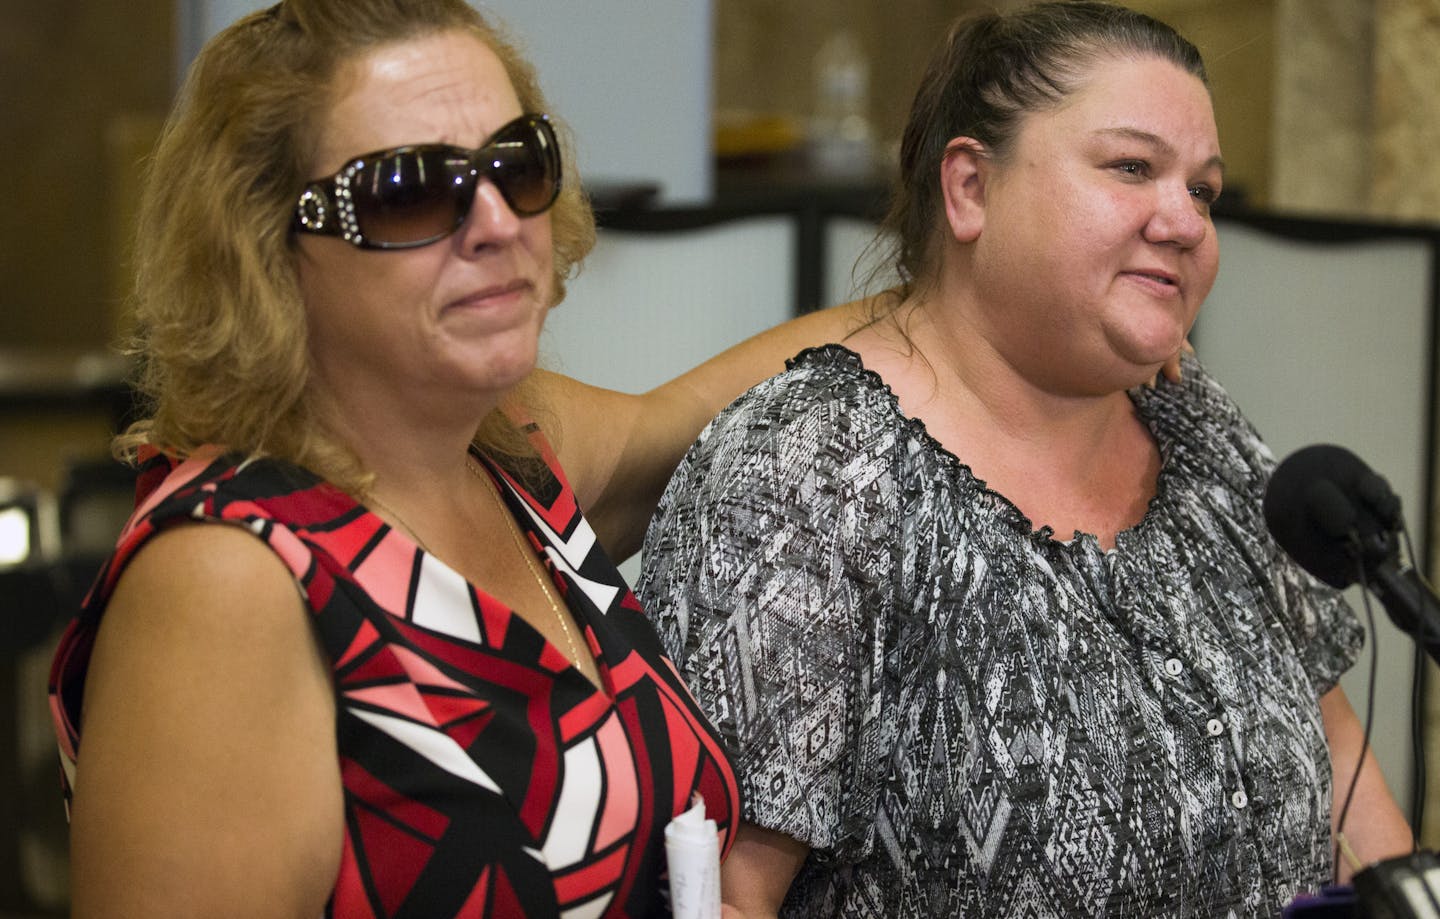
<box><xmin>1341</xmin><ymin>537</ymin><xmax>1440</xmax><ymax>917</ymax></box>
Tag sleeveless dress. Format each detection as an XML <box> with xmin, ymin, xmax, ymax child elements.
<box><xmin>50</xmin><ymin>434</ymin><xmax>739</xmax><ymax>918</ymax></box>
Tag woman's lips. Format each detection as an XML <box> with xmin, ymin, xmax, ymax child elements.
<box><xmin>1121</xmin><ymin>268</ymin><xmax>1180</xmax><ymax>295</ymax></box>
<box><xmin>445</xmin><ymin>279</ymin><xmax>531</xmax><ymax>312</ymax></box>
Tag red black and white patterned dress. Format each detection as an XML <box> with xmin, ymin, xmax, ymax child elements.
<box><xmin>50</xmin><ymin>433</ymin><xmax>740</xmax><ymax>918</ymax></box>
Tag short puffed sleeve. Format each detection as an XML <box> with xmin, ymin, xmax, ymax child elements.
<box><xmin>639</xmin><ymin>354</ymin><xmax>905</xmax><ymax>862</ymax></box>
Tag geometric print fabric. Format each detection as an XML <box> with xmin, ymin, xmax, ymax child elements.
<box><xmin>51</xmin><ymin>432</ymin><xmax>739</xmax><ymax>918</ymax></box>
<box><xmin>641</xmin><ymin>346</ymin><xmax>1362</xmax><ymax>918</ymax></box>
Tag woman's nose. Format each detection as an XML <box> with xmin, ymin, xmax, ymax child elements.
<box><xmin>457</xmin><ymin>177</ymin><xmax>523</xmax><ymax>251</ymax></box>
<box><xmin>1145</xmin><ymin>182</ymin><xmax>1209</xmax><ymax>249</ymax></box>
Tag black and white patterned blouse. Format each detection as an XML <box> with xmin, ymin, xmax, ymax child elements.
<box><xmin>639</xmin><ymin>345</ymin><xmax>1362</xmax><ymax>918</ymax></box>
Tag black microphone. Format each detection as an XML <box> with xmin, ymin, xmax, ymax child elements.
<box><xmin>1267</xmin><ymin>446</ymin><xmax>1440</xmax><ymax>917</ymax></box>
<box><xmin>1263</xmin><ymin>443</ymin><xmax>1440</xmax><ymax>657</ymax></box>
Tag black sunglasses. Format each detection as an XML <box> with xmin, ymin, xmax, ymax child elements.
<box><xmin>293</xmin><ymin>113</ymin><xmax>562</xmax><ymax>250</ymax></box>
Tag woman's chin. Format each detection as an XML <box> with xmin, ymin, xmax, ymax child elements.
<box><xmin>1112</xmin><ymin>329</ymin><xmax>1186</xmax><ymax>374</ymax></box>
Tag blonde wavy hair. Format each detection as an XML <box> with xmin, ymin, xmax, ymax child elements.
<box><xmin>118</xmin><ymin>0</ymin><xmax>596</xmax><ymax>492</ymax></box>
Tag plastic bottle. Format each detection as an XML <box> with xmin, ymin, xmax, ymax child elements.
<box><xmin>810</xmin><ymin>30</ymin><xmax>876</xmax><ymax>178</ymax></box>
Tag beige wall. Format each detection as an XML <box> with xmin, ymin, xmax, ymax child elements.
<box><xmin>14</xmin><ymin>0</ymin><xmax>1416</xmax><ymax>355</ymax></box>
<box><xmin>716</xmin><ymin>0</ymin><xmax>959</xmax><ymax>150</ymax></box>
<box><xmin>715</xmin><ymin>0</ymin><xmax>1276</xmax><ymax>207</ymax></box>
<box><xmin>6</xmin><ymin>1</ymin><xmax>1434</xmax><ymax>350</ymax></box>
<box><xmin>1371</xmin><ymin>0</ymin><xmax>1440</xmax><ymax>222</ymax></box>
<box><xmin>1271</xmin><ymin>0</ymin><xmax>1375</xmax><ymax>217</ymax></box>
<box><xmin>1272</xmin><ymin>0</ymin><xmax>1440</xmax><ymax>224</ymax></box>
<box><xmin>0</xmin><ymin>0</ymin><xmax>168</xmax><ymax>519</ymax></box>
<box><xmin>1149</xmin><ymin>0</ymin><xmax>1275</xmax><ymax>208</ymax></box>
<box><xmin>0</xmin><ymin>0</ymin><xmax>172</xmax><ymax>352</ymax></box>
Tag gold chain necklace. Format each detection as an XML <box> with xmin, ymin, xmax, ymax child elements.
<box><xmin>466</xmin><ymin>459</ymin><xmax>585</xmax><ymax>669</ymax></box>
<box><xmin>365</xmin><ymin>460</ymin><xmax>586</xmax><ymax>671</ymax></box>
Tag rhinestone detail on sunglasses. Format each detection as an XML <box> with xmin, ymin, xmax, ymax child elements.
<box><xmin>293</xmin><ymin>113</ymin><xmax>561</xmax><ymax>250</ymax></box>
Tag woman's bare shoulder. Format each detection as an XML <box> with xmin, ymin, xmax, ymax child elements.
<box><xmin>69</xmin><ymin>521</ymin><xmax>342</xmax><ymax>917</ymax></box>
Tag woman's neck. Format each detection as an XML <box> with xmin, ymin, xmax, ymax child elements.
<box><xmin>307</xmin><ymin>378</ymin><xmax>498</xmax><ymax>503</ymax></box>
<box><xmin>854</xmin><ymin>293</ymin><xmax>1162</xmax><ymax>547</ymax></box>
<box><xmin>887</xmin><ymin>296</ymin><xmax>1136</xmax><ymax>447</ymax></box>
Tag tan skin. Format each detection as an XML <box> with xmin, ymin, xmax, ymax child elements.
<box><xmin>718</xmin><ymin>55</ymin><xmax>1412</xmax><ymax>917</ymax></box>
<box><xmin>66</xmin><ymin>32</ymin><xmax>1194</xmax><ymax>919</ymax></box>
<box><xmin>64</xmin><ymin>29</ymin><xmax>875</xmax><ymax>919</ymax></box>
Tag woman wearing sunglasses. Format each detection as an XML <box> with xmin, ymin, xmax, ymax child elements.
<box><xmin>46</xmin><ymin>1</ymin><xmax>863</xmax><ymax>916</ymax></box>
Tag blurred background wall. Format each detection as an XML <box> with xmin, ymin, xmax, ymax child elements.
<box><xmin>11</xmin><ymin>0</ymin><xmax>1440</xmax><ymax>367</ymax></box>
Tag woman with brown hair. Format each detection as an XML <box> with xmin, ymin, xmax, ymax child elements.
<box><xmin>641</xmin><ymin>3</ymin><xmax>1414</xmax><ymax>916</ymax></box>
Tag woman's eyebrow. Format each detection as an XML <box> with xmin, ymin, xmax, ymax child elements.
<box><xmin>1092</xmin><ymin>126</ymin><xmax>1226</xmax><ymax>174</ymax></box>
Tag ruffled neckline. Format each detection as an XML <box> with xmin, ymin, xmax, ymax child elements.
<box><xmin>784</xmin><ymin>343</ymin><xmax>1181</xmax><ymax>557</ymax></box>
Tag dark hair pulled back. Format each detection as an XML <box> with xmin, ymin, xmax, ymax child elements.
<box><xmin>875</xmin><ymin>1</ymin><xmax>1206</xmax><ymax>301</ymax></box>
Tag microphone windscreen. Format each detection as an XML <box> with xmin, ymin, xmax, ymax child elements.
<box><xmin>1305</xmin><ymin>478</ymin><xmax>1358</xmax><ymax>541</ymax></box>
<box><xmin>1263</xmin><ymin>444</ymin><xmax>1370</xmax><ymax>589</ymax></box>
<box><xmin>1356</xmin><ymin>470</ymin><xmax>1404</xmax><ymax>530</ymax></box>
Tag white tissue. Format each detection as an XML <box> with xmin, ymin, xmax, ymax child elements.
<box><xmin>664</xmin><ymin>794</ymin><xmax>721</xmax><ymax>919</ymax></box>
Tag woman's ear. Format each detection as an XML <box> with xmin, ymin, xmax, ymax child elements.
<box><xmin>940</xmin><ymin>137</ymin><xmax>989</xmax><ymax>243</ymax></box>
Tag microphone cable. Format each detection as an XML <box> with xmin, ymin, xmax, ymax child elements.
<box><xmin>1333</xmin><ymin>526</ymin><xmax>1384</xmax><ymax>885</ymax></box>
<box><xmin>1331</xmin><ymin>521</ymin><xmax>1430</xmax><ymax>886</ymax></box>
<box><xmin>1400</xmin><ymin>525</ymin><xmax>1434</xmax><ymax>841</ymax></box>
<box><xmin>1410</xmin><ymin>639</ymin><xmax>1426</xmax><ymax>840</ymax></box>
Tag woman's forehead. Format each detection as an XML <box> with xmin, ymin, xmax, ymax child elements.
<box><xmin>1019</xmin><ymin>55</ymin><xmax>1219</xmax><ymax>155</ymax></box>
<box><xmin>314</xmin><ymin>32</ymin><xmax>520</xmax><ymax>169</ymax></box>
